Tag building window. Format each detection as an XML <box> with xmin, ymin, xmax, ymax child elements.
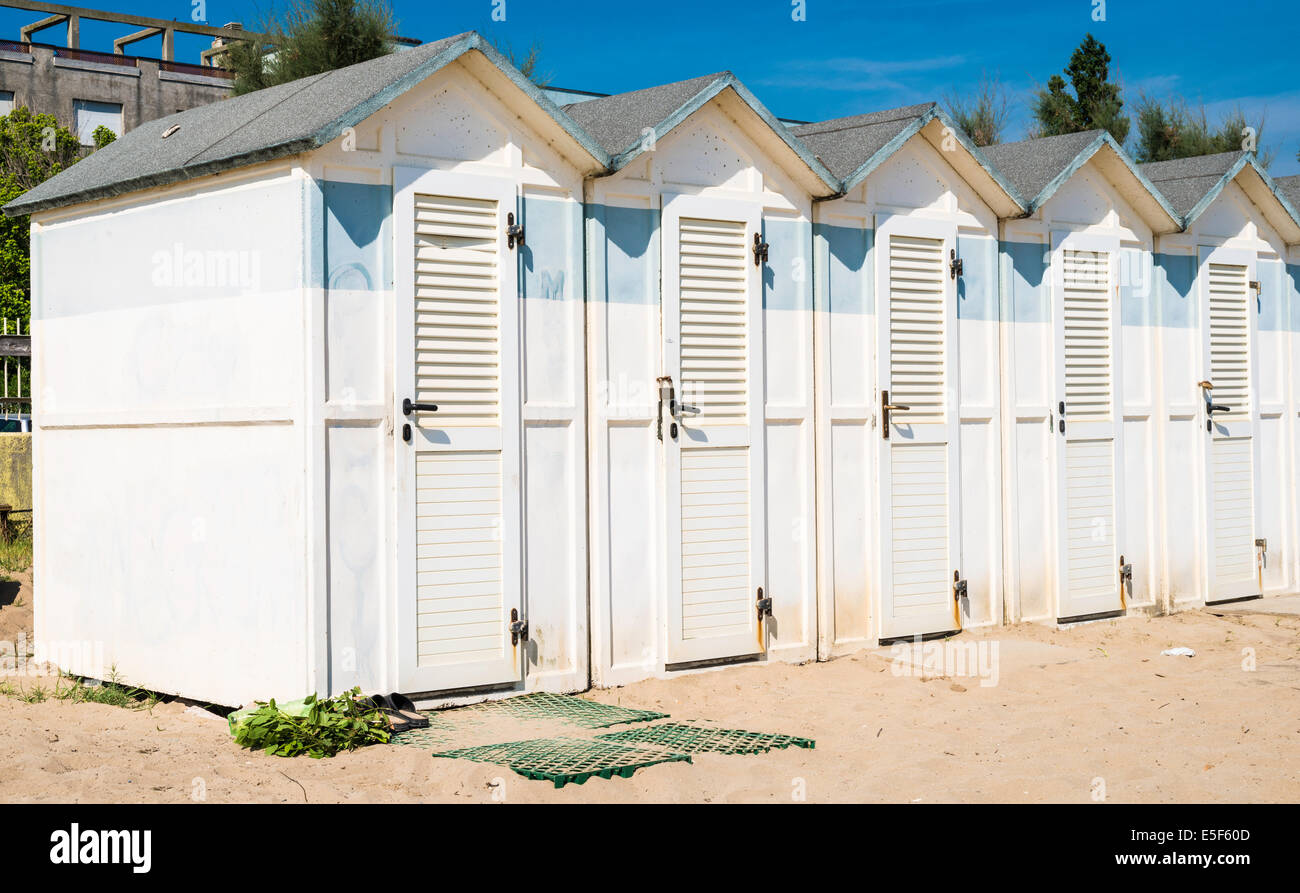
<box><xmin>73</xmin><ymin>99</ymin><xmax>123</xmax><ymax>146</ymax></box>
<box><xmin>0</xmin><ymin>91</ymin><xmax>13</xmax><ymax>115</ymax></box>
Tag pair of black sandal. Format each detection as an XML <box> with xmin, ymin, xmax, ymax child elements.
<box><xmin>363</xmin><ymin>693</ymin><xmax>429</xmax><ymax>733</ymax></box>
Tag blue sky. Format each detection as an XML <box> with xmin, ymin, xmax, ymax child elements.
<box><xmin>4</xmin><ymin>0</ymin><xmax>1297</xmax><ymax>175</ymax></box>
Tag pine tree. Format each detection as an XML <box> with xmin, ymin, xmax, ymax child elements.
<box><xmin>1032</xmin><ymin>34</ymin><xmax>1129</xmax><ymax>144</ymax></box>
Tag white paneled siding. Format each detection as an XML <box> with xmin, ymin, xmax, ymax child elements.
<box><xmin>415</xmin><ymin>452</ymin><xmax>506</xmax><ymax>666</ymax></box>
<box><xmin>1212</xmin><ymin>438</ymin><xmax>1255</xmax><ymax>588</ymax></box>
<box><xmin>413</xmin><ymin>193</ymin><xmax>501</xmax><ymax>424</ymax></box>
<box><xmin>681</xmin><ymin>447</ymin><xmax>751</xmax><ymax>640</ymax></box>
<box><xmin>1063</xmin><ymin>249</ymin><xmax>1112</xmax><ymax>420</ymax></box>
<box><xmin>1065</xmin><ymin>439</ymin><xmax>1117</xmax><ymax>600</ymax></box>
<box><xmin>1208</xmin><ymin>262</ymin><xmax>1251</xmax><ymax>419</ymax></box>
<box><xmin>679</xmin><ymin>217</ymin><xmax>749</xmax><ymax>423</ymax></box>
<box><xmin>890</xmin><ymin>443</ymin><xmax>950</xmax><ymax>613</ymax></box>
<box><xmin>888</xmin><ymin>234</ymin><xmax>946</xmax><ymax>422</ymax></box>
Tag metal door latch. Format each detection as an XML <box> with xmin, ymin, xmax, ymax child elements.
<box><xmin>953</xmin><ymin>575</ymin><xmax>967</xmax><ymax>603</ymax></box>
<box><xmin>509</xmin><ymin>608</ymin><xmax>528</xmax><ymax>645</ymax></box>
<box><xmin>756</xmin><ymin>587</ymin><xmax>772</xmax><ymax>619</ymax></box>
<box><xmin>949</xmin><ymin>248</ymin><xmax>963</xmax><ymax>280</ymax></box>
<box><xmin>1058</xmin><ymin>400</ymin><xmax>1066</xmax><ymax>434</ymax></box>
<box><xmin>403</xmin><ymin>397</ymin><xmax>439</xmax><ymax>415</ymax></box>
<box><xmin>880</xmin><ymin>389</ymin><xmax>911</xmax><ymax>440</ymax></box>
<box><xmin>1119</xmin><ymin>561</ymin><xmax>1133</xmax><ymax>585</ymax></box>
<box><xmin>507</xmin><ymin>212</ymin><xmax>525</xmax><ymax>249</ymax></box>
<box><xmin>753</xmin><ymin>232</ymin><xmax>769</xmax><ymax>267</ymax></box>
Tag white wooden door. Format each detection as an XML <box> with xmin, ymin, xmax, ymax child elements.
<box><xmin>875</xmin><ymin>217</ymin><xmax>961</xmax><ymax>639</ymax></box>
<box><xmin>661</xmin><ymin>195</ymin><xmax>766</xmax><ymax>664</ymax></box>
<box><xmin>1052</xmin><ymin>233</ymin><xmax>1125</xmax><ymax>619</ymax></box>
<box><xmin>394</xmin><ymin>168</ymin><xmax>522</xmax><ymax>693</ymax></box>
<box><xmin>1200</xmin><ymin>248</ymin><xmax>1261</xmax><ymax>603</ymax></box>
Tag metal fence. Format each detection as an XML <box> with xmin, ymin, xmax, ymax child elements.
<box><xmin>0</xmin><ymin>318</ymin><xmax>30</xmax><ymax>417</ymax></box>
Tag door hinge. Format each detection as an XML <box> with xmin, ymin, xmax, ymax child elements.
<box><xmin>1249</xmin><ymin>280</ymin><xmax>1261</xmax><ymax>292</ymax></box>
<box><xmin>509</xmin><ymin>607</ymin><xmax>528</xmax><ymax>645</ymax></box>
<box><xmin>507</xmin><ymin>212</ymin><xmax>525</xmax><ymax>250</ymax></box>
<box><xmin>949</xmin><ymin>248</ymin><xmax>963</xmax><ymax>280</ymax></box>
<box><xmin>1119</xmin><ymin>558</ymin><xmax>1133</xmax><ymax>586</ymax></box>
<box><xmin>753</xmin><ymin>232</ymin><xmax>769</xmax><ymax>267</ymax></box>
<box><xmin>756</xmin><ymin>586</ymin><xmax>772</xmax><ymax>619</ymax></box>
<box><xmin>953</xmin><ymin>573</ymin><xmax>967</xmax><ymax>603</ymax></box>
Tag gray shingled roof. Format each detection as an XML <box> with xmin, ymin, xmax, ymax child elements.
<box><xmin>1277</xmin><ymin>174</ymin><xmax>1300</xmax><ymax>211</ymax></box>
<box><xmin>980</xmin><ymin>130</ymin><xmax>1103</xmax><ymax>203</ymax></box>
<box><xmin>562</xmin><ymin>70</ymin><xmax>838</xmax><ymax>192</ymax></box>
<box><xmin>790</xmin><ymin>103</ymin><xmax>934</xmax><ymax>180</ymax></box>
<box><xmin>562</xmin><ymin>73</ymin><xmax>724</xmax><ymax>157</ymax></box>
<box><xmin>4</xmin><ymin>32</ymin><xmax>608</xmax><ymax>217</ymax></box>
<box><xmin>1139</xmin><ymin>151</ymin><xmax>1243</xmax><ymax>218</ymax></box>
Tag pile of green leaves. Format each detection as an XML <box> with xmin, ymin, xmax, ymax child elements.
<box><xmin>233</xmin><ymin>687</ymin><xmax>390</xmax><ymax>758</ymax></box>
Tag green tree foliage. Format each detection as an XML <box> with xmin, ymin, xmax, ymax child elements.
<box><xmin>1032</xmin><ymin>34</ymin><xmax>1130</xmax><ymax>144</ymax></box>
<box><xmin>944</xmin><ymin>72</ymin><xmax>1009</xmax><ymax>147</ymax></box>
<box><xmin>1134</xmin><ymin>98</ymin><xmax>1271</xmax><ymax>165</ymax></box>
<box><xmin>0</xmin><ymin>107</ymin><xmax>81</xmax><ymax>323</ymax></box>
<box><xmin>91</xmin><ymin>125</ymin><xmax>117</xmax><ymax>150</ymax></box>
<box><xmin>485</xmin><ymin>34</ymin><xmax>550</xmax><ymax>86</ymax></box>
<box><xmin>228</xmin><ymin>0</ymin><xmax>399</xmax><ymax>96</ymax></box>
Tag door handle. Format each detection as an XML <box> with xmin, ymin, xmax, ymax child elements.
<box><xmin>881</xmin><ymin>389</ymin><xmax>911</xmax><ymax>440</ymax></box>
<box><xmin>403</xmin><ymin>398</ymin><xmax>438</xmax><ymax>416</ymax></box>
<box><xmin>656</xmin><ymin>375</ymin><xmax>677</xmax><ymax>441</ymax></box>
<box><xmin>1207</xmin><ymin>404</ymin><xmax>1231</xmax><ymax>414</ymax></box>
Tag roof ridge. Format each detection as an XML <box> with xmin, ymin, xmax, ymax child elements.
<box><xmin>181</xmin><ymin>71</ymin><xmax>334</xmax><ymax>167</ymax></box>
<box><xmin>793</xmin><ymin>102</ymin><xmax>935</xmax><ymax>136</ymax></box>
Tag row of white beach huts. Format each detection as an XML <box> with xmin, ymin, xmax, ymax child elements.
<box><xmin>8</xmin><ymin>32</ymin><xmax>1300</xmax><ymax>706</ymax></box>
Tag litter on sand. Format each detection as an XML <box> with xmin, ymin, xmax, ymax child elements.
<box><xmin>1161</xmin><ymin>647</ymin><xmax>1196</xmax><ymax>657</ymax></box>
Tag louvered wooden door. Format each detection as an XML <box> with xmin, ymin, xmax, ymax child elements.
<box><xmin>661</xmin><ymin>196</ymin><xmax>766</xmax><ymax>664</ymax></box>
<box><xmin>1200</xmin><ymin>249</ymin><xmax>1260</xmax><ymax>602</ymax></box>
<box><xmin>1052</xmin><ymin>235</ymin><xmax>1124</xmax><ymax>619</ymax></box>
<box><xmin>394</xmin><ymin>169</ymin><xmax>522</xmax><ymax>693</ymax></box>
<box><xmin>875</xmin><ymin>218</ymin><xmax>961</xmax><ymax>639</ymax></box>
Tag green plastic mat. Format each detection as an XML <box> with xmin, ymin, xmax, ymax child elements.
<box><xmin>596</xmin><ymin>722</ymin><xmax>815</xmax><ymax>755</ymax></box>
<box><xmin>457</xmin><ymin>692</ymin><xmax>668</xmax><ymax>729</ymax></box>
<box><xmin>433</xmin><ymin>737</ymin><xmax>692</xmax><ymax>788</ymax></box>
<box><xmin>389</xmin><ymin>714</ymin><xmax>460</xmax><ymax>749</ymax></box>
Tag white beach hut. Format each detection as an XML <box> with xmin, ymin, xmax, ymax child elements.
<box><xmin>1141</xmin><ymin>153</ymin><xmax>1300</xmax><ymax>608</ymax></box>
<box><xmin>5</xmin><ymin>32</ymin><xmax>609</xmax><ymax>706</ymax></box>
<box><xmin>983</xmin><ymin>130</ymin><xmax>1182</xmax><ymax>623</ymax></box>
<box><xmin>565</xmin><ymin>72</ymin><xmax>839</xmax><ymax>684</ymax></box>
<box><xmin>793</xmin><ymin>104</ymin><xmax>1024</xmax><ymax>650</ymax></box>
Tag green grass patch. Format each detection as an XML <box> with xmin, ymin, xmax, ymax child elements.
<box><xmin>0</xmin><ymin>666</ymin><xmax>161</xmax><ymax>709</ymax></box>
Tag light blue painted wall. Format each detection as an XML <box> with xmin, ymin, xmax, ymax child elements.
<box><xmin>957</xmin><ymin>235</ymin><xmax>997</xmax><ymax>322</ymax></box>
<box><xmin>1155</xmin><ymin>253</ymin><xmax>1196</xmax><ymax>330</ymax></box>
<box><xmin>1002</xmin><ymin>241</ymin><xmax>1049</xmax><ymax>325</ymax></box>
<box><xmin>814</xmin><ymin>222</ymin><xmax>871</xmax><ymax>316</ymax></box>
<box><xmin>586</xmin><ymin>204</ymin><xmax>814</xmax><ymax>313</ymax></box>
<box><xmin>521</xmin><ymin>195</ymin><xmax>584</xmax><ymax>302</ymax></box>
<box><xmin>322</xmin><ymin>180</ymin><xmax>392</xmax><ymax>292</ymax></box>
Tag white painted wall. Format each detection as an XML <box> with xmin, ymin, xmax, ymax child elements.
<box><xmin>31</xmin><ymin>164</ymin><xmax>312</xmax><ymax>708</ymax></box>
